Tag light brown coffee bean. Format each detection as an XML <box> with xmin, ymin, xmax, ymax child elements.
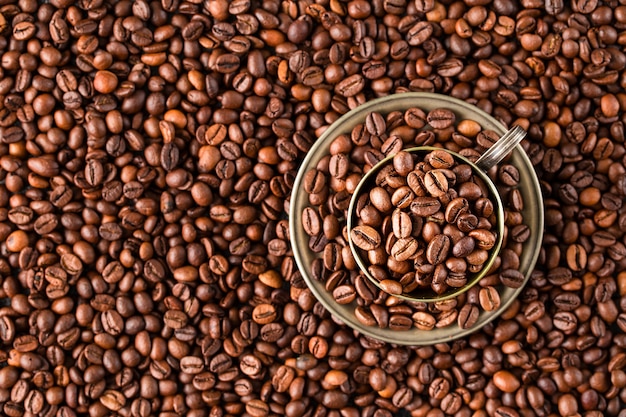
<box><xmin>479</xmin><ymin>286</ymin><xmax>501</xmax><ymax>311</ymax></box>
<box><xmin>350</xmin><ymin>225</ymin><xmax>382</xmax><ymax>251</ymax></box>
<box><xmin>423</xmin><ymin>170</ymin><xmax>449</xmax><ymax>197</ymax></box>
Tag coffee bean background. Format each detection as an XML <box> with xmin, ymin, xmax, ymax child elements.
<box><xmin>1</xmin><ymin>0</ymin><xmax>626</xmax><ymax>416</ymax></box>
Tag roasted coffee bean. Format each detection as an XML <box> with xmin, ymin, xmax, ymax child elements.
<box><xmin>333</xmin><ymin>285</ymin><xmax>357</xmax><ymax>305</ymax></box>
<box><xmin>458</xmin><ymin>303</ymin><xmax>480</xmax><ymax>329</ymax></box>
<box><xmin>303</xmin><ymin>169</ymin><xmax>326</xmax><ymax>194</ymax></box>
<box><xmin>411</xmin><ymin>197</ymin><xmax>442</xmax><ymax>216</ymax></box>
<box><xmin>246</xmin><ymin>399</ymin><xmax>270</xmax><ymax>417</ymax></box>
<box><xmin>323</xmin><ymin>243</ymin><xmax>343</xmax><ymax>271</ymax></box>
<box><xmin>500</xmin><ymin>269</ymin><xmax>525</xmax><ymax>288</ymax></box>
<box><xmin>302</xmin><ymin>207</ymin><xmax>321</xmax><ymax>236</ymax></box>
<box><xmin>426</xmin><ymin>234</ymin><xmax>451</xmax><ymax>265</ymax></box>
<box><xmin>335</xmin><ymin>74</ymin><xmax>365</xmax><ymax>97</ymax></box>
<box><xmin>452</xmin><ymin>236</ymin><xmax>475</xmax><ymax>258</ymax></box>
<box><xmin>427</xmin><ymin>108</ymin><xmax>456</xmax><ymax>129</ymax></box>
<box><xmin>412</xmin><ymin>311</ymin><xmax>436</xmax><ymax>330</ymax></box>
<box><xmin>479</xmin><ymin>286</ymin><xmax>501</xmax><ymax>311</ymax></box>
<box><xmin>34</xmin><ymin>213</ymin><xmax>58</xmax><ymax>235</ymax></box>
<box><xmin>8</xmin><ymin>207</ymin><xmax>33</xmax><ymax>225</ymax></box>
<box><xmin>445</xmin><ymin>198</ymin><xmax>470</xmax><ymax>223</ymax></box>
<box><xmin>390</xmin><ymin>237</ymin><xmax>418</xmax><ymax>261</ymax></box>
<box><xmin>427</xmin><ymin>150</ymin><xmax>455</xmax><ymax>169</ymax></box>
<box><xmin>392</xmin><ymin>209</ymin><xmax>412</xmax><ymax>238</ymax></box>
<box><xmin>566</xmin><ymin>243</ymin><xmax>587</xmax><ymax>271</ymax></box>
<box><xmin>424</xmin><ymin>170</ymin><xmax>449</xmax><ymax>197</ymax></box>
<box><xmin>407</xmin><ymin>21</ymin><xmax>434</xmax><ymax>45</ymax></box>
<box><xmin>393</xmin><ymin>151</ymin><xmax>414</xmax><ymax>176</ymax></box>
<box><xmin>365</xmin><ymin>112</ymin><xmax>387</xmax><ymax>136</ymax></box>
<box><xmin>350</xmin><ymin>225</ymin><xmax>382</xmax><ymax>251</ymax></box>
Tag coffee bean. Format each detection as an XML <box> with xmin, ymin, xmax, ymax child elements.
<box><xmin>335</xmin><ymin>74</ymin><xmax>365</xmax><ymax>97</ymax></box>
<box><xmin>85</xmin><ymin>159</ymin><xmax>105</xmax><ymax>186</ymax></box>
<box><xmin>332</xmin><ymin>284</ymin><xmax>357</xmax><ymax>305</ymax></box>
<box><xmin>350</xmin><ymin>225</ymin><xmax>382</xmax><ymax>251</ymax></box>
<box><xmin>303</xmin><ymin>169</ymin><xmax>326</xmax><ymax>194</ymax></box>
<box><xmin>424</xmin><ymin>170</ymin><xmax>449</xmax><ymax>197</ymax></box>
<box><xmin>493</xmin><ymin>370</ymin><xmax>521</xmax><ymax>393</ymax></box>
<box><xmin>499</xmin><ymin>165</ymin><xmax>520</xmax><ymax>186</ymax></box>
<box><xmin>457</xmin><ymin>213</ymin><xmax>479</xmax><ymax>232</ymax></box>
<box><xmin>252</xmin><ymin>304</ymin><xmax>277</xmax><ymax>325</ymax></box>
<box><xmin>27</xmin><ymin>157</ymin><xmax>59</xmax><ymax>177</ymax></box>
<box><xmin>381</xmin><ymin>135</ymin><xmax>404</xmax><ymax>156</ymax></box>
<box><xmin>427</xmin><ymin>108</ymin><xmax>456</xmax><ymax>129</ymax></box>
<box><xmin>554</xmin><ymin>292</ymin><xmax>581</xmax><ymax>312</ymax></box>
<box><xmin>566</xmin><ymin>243</ymin><xmax>587</xmax><ymax>271</ymax></box>
<box><xmin>272</xmin><ymin>365</ymin><xmax>296</xmax><ymax>393</ymax></box>
<box><xmin>8</xmin><ymin>207</ymin><xmax>33</xmax><ymax>226</ymax></box>
<box><xmin>510</xmin><ymin>224</ymin><xmax>531</xmax><ymax>242</ymax></box>
<box><xmin>13</xmin><ymin>21</ymin><xmax>36</xmax><ymax>41</ymax></box>
<box><xmin>365</xmin><ymin>112</ymin><xmax>387</xmax><ymax>136</ymax></box>
<box><xmin>388</xmin><ymin>314</ymin><xmax>413</xmax><ymax>331</ymax></box>
<box><xmin>246</xmin><ymin>399</ymin><xmax>270</xmax><ymax>417</ymax></box>
<box><xmin>376</xmin><ymin>279</ymin><xmax>401</xmax><ymax>296</ymax></box>
<box><xmin>390</xmin><ymin>237</ymin><xmax>418</xmax><ymax>261</ymax></box>
<box><xmin>100</xmin><ymin>390</ymin><xmax>126</xmax><ymax>411</ymax></box>
<box><xmin>329</xmin><ymin>153</ymin><xmax>350</xmax><ymax>179</ymax></box>
<box><xmin>323</xmin><ymin>243</ymin><xmax>343</xmax><ymax>271</ymax></box>
<box><xmin>407</xmin><ymin>21</ymin><xmax>433</xmax><ymax>45</ymax></box>
<box><xmin>163</xmin><ymin>310</ymin><xmax>188</xmax><ymax>329</ymax></box>
<box><xmin>33</xmin><ymin>213</ymin><xmax>58</xmax><ymax>235</ymax></box>
<box><xmin>440</xmin><ymin>392</ymin><xmax>462</xmax><ymax>414</ymax></box>
<box><xmin>445</xmin><ymin>197</ymin><xmax>470</xmax><ymax>223</ymax></box>
<box><xmin>458</xmin><ymin>303</ymin><xmax>480</xmax><ymax>329</ymax></box>
<box><xmin>499</xmin><ymin>269</ymin><xmax>525</xmax><ymax>288</ymax></box>
<box><xmin>429</xmin><ymin>376</ymin><xmax>450</xmax><ymax>399</ymax></box>
<box><xmin>180</xmin><ymin>356</ymin><xmax>204</xmax><ymax>374</ymax></box>
<box><xmin>393</xmin><ymin>151</ymin><xmax>414</xmax><ymax>176</ymax></box>
<box><xmin>426</xmin><ymin>234</ymin><xmax>451</xmax><ymax>265</ymax></box>
<box><xmin>101</xmin><ymin>310</ymin><xmax>124</xmax><ymax>335</ymax></box>
<box><xmin>392</xmin><ymin>209</ymin><xmax>412</xmax><ymax>238</ymax></box>
<box><xmin>412</xmin><ymin>311</ymin><xmax>436</xmax><ymax>330</ymax></box>
<box><xmin>479</xmin><ymin>286</ymin><xmax>501</xmax><ymax>311</ymax></box>
<box><xmin>410</xmin><ymin>197</ymin><xmax>441</xmax><ymax>216</ymax></box>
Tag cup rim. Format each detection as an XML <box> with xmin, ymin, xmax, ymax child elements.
<box><xmin>346</xmin><ymin>146</ymin><xmax>505</xmax><ymax>302</ymax></box>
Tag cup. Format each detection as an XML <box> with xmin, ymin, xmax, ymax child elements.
<box><xmin>289</xmin><ymin>92</ymin><xmax>544</xmax><ymax>345</ymax></box>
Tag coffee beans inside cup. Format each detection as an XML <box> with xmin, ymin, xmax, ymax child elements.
<box><xmin>348</xmin><ymin>148</ymin><xmax>503</xmax><ymax>299</ymax></box>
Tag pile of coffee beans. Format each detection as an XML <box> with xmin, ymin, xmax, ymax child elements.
<box><xmin>350</xmin><ymin>147</ymin><xmax>502</xmax><ymax>296</ymax></box>
<box><xmin>1</xmin><ymin>0</ymin><xmax>626</xmax><ymax>416</ymax></box>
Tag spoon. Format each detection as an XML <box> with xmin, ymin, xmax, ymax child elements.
<box><xmin>475</xmin><ymin>125</ymin><xmax>527</xmax><ymax>171</ymax></box>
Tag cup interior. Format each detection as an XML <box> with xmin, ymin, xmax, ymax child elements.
<box><xmin>346</xmin><ymin>146</ymin><xmax>505</xmax><ymax>302</ymax></box>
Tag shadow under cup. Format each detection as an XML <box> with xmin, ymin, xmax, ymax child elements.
<box><xmin>346</xmin><ymin>146</ymin><xmax>505</xmax><ymax>303</ymax></box>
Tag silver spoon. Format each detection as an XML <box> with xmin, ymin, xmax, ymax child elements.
<box><xmin>475</xmin><ymin>125</ymin><xmax>527</xmax><ymax>171</ymax></box>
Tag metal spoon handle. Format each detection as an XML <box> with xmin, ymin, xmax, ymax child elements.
<box><xmin>475</xmin><ymin>125</ymin><xmax>527</xmax><ymax>171</ymax></box>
